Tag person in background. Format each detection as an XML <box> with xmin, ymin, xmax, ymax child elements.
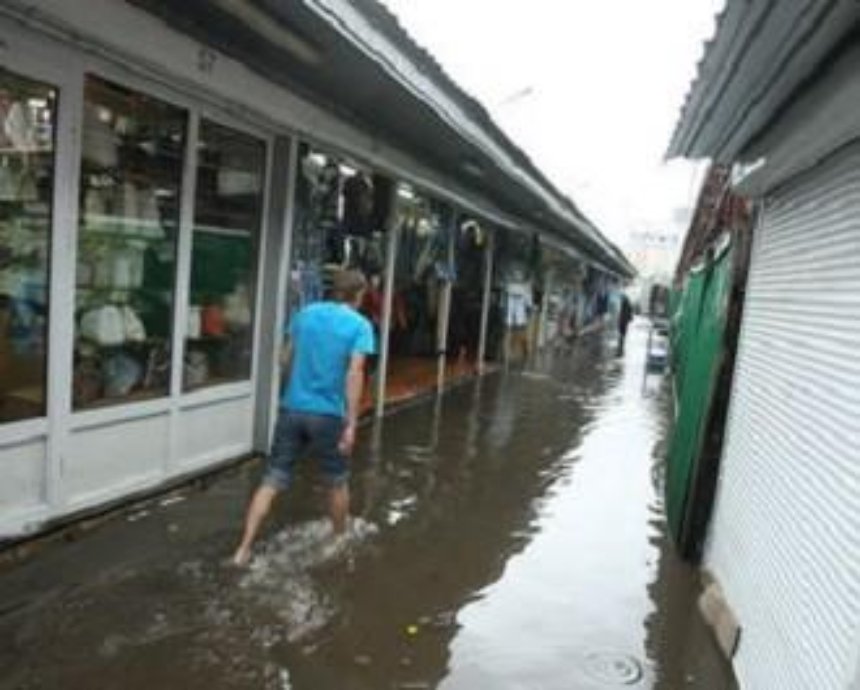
<box><xmin>617</xmin><ymin>292</ymin><xmax>633</xmax><ymax>356</ymax></box>
<box><xmin>232</xmin><ymin>270</ymin><xmax>375</xmax><ymax>566</ymax></box>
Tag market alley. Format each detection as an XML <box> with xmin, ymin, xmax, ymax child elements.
<box><xmin>0</xmin><ymin>322</ymin><xmax>734</xmax><ymax>690</ymax></box>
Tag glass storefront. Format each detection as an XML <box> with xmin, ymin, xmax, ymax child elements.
<box><xmin>0</xmin><ymin>67</ymin><xmax>56</xmax><ymax>423</ymax></box>
<box><xmin>386</xmin><ymin>187</ymin><xmax>449</xmax><ymax>360</ymax></box>
<box><xmin>287</xmin><ymin>142</ymin><xmax>391</xmax><ymax>319</ymax></box>
<box><xmin>73</xmin><ymin>75</ymin><xmax>187</xmax><ymax>409</ymax></box>
<box><xmin>184</xmin><ymin>119</ymin><xmax>265</xmax><ymax>390</ymax></box>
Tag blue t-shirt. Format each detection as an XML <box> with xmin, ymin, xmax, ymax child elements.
<box><xmin>282</xmin><ymin>301</ymin><xmax>375</xmax><ymax>417</ymax></box>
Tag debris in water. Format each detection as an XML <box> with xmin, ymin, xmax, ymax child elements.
<box><xmin>405</xmin><ymin>624</ymin><xmax>419</xmax><ymax>637</ymax></box>
<box><xmin>429</xmin><ymin>611</ymin><xmax>456</xmax><ymax>629</ymax></box>
<box><xmin>160</xmin><ymin>495</ymin><xmax>186</xmax><ymax>507</ymax></box>
<box><xmin>126</xmin><ymin>510</ymin><xmax>149</xmax><ymax>522</ymax></box>
<box><xmin>353</xmin><ymin>654</ymin><xmax>372</xmax><ymax>667</ymax></box>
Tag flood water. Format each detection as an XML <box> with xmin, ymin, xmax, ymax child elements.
<box><xmin>0</xmin><ymin>322</ymin><xmax>735</xmax><ymax>689</ymax></box>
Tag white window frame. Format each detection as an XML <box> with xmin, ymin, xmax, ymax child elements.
<box><xmin>0</xmin><ymin>16</ymin><xmax>278</xmax><ymax>522</ymax></box>
<box><xmin>180</xmin><ymin>108</ymin><xmax>274</xmax><ymax>401</ymax></box>
<box><xmin>65</xmin><ymin>61</ymin><xmax>275</xmax><ymax>424</ymax></box>
<box><xmin>0</xmin><ymin>24</ymin><xmax>84</xmax><ymax>516</ymax></box>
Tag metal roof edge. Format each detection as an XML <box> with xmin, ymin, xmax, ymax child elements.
<box><xmin>667</xmin><ymin>1</ymin><xmax>860</xmax><ymax>162</ymax></box>
<box><xmin>300</xmin><ymin>0</ymin><xmax>626</xmax><ymax>265</ymax></box>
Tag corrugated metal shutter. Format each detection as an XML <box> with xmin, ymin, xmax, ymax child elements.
<box><xmin>705</xmin><ymin>144</ymin><xmax>860</xmax><ymax>690</ymax></box>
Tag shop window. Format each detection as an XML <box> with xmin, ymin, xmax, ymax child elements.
<box><xmin>0</xmin><ymin>68</ymin><xmax>56</xmax><ymax>423</ymax></box>
<box><xmin>184</xmin><ymin>119</ymin><xmax>265</xmax><ymax>390</ymax></box>
<box><xmin>287</xmin><ymin>142</ymin><xmax>391</xmax><ymax>319</ymax></box>
<box><xmin>73</xmin><ymin>76</ymin><xmax>186</xmax><ymax>409</ymax></box>
<box><xmin>386</xmin><ymin>188</ymin><xmax>449</xmax><ymax>359</ymax></box>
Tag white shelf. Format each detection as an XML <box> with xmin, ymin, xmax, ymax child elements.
<box><xmin>81</xmin><ymin>213</ymin><xmax>173</xmax><ymax>240</ymax></box>
<box><xmin>194</xmin><ymin>224</ymin><xmax>251</xmax><ymax>239</ymax></box>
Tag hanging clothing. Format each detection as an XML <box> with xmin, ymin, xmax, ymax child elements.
<box><xmin>342</xmin><ymin>172</ymin><xmax>374</xmax><ymax>237</ymax></box>
<box><xmin>505</xmin><ymin>282</ymin><xmax>533</xmax><ymax>328</ymax></box>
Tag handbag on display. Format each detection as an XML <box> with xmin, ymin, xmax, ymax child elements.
<box><xmin>92</xmin><ymin>253</ymin><xmax>114</xmax><ymax>289</ymax></box>
<box><xmin>79</xmin><ymin>305</ymin><xmax>125</xmax><ymax>346</ymax></box>
<box><xmin>121</xmin><ymin>305</ymin><xmax>146</xmax><ymax>342</ymax></box>
<box><xmin>137</xmin><ymin>189</ymin><xmax>163</xmax><ymax>238</ymax></box>
<box><xmin>183</xmin><ymin>350</ymin><xmax>209</xmax><ymax>388</ymax></box>
<box><xmin>187</xmin><ymin>306</ymin><xmax>202</xmax><ymax>339</ymax></box>
<box><xmin>0</xmin><ymin>159</ymin><xmax>17</xmax><ymax>201</ymax></box>
<box><xmin>84</xmin><ymin>188</ymin><xmax>108</xmax><ymax>217</ymax></box>
<box><xmin>4</xmin><ymin>102</ymin><xmax>37</xmax><ymax>151</ymax></box>
<box><xmin>217</xmin><ymin>168</ymin><xmax>261</xmax><ymax>197</ymax></box>
<box><xmin>143</xmin><ymin>345</ymin><xmax>169</xmax><ymax>389</ymax></box>
<box><xmin>202</xmin><ymin>304</ymin><xmax>226</xmax><ymax>337</ymax></box>
<box><xmin>224</xmin><ymin>285</ymin><xmax>252</xmax><ymax>328</ymax></box>
<box><xmin>110</xmin><ymin>248</ymin><xmax>135</xmax><ymax>289</ymax></box>
<box><xmin>82</xmin><ymin>105</ymin><xmax>118</xmax><ymax>169</ymax></box>
<box><xmin>103</xmin><ymin>353</ymin><xmax>142</xmax><ymax>398</ymax></box>
<box><xmin>121</xmin><ymin>182</ymin><xmax>139</xmax><ymax>222</ymax></box>
<box><xmin>0</xmin><ymin>158</ymin><xmax>38</xmax><ymax>202</ymax></box>
<box><xmin>73</xmin><ymin>358</ymin><xmax>103</xmax><ymax>406</ymax></box>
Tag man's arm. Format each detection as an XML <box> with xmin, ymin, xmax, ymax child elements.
<box><xmin>339</xmin><ymin>353</ymin><xmax>366</xmax><ymax>455</ymax></box>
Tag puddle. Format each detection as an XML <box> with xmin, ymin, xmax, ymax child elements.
<box><xmin>0</xmin><ymin>328</ymin><xmax>734</xmax><ymax>690</ymax></box>
<box><xmin>583</xmin><ymin>651</ymin><xmax>646</xmax><ymax>685</ymax></box>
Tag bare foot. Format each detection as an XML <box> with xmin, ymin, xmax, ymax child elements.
<box><xmin>232</xmin><ymin>545</ymin><xmax>252</xmax><ymax>567</ymax></box>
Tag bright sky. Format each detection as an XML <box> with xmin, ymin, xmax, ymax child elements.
<box><xmin>379</xmin><ymin>0</ymin><xmax>724</xmax><ymax>257</ymax></box>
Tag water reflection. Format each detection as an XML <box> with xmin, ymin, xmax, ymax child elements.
<box><xmin>0</xmin><ymin>324</ymin><xmax>733</xmax><ymax>689</ymax></box>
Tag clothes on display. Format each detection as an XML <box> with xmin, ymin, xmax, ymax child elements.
<box><xmin>293</xmin><ymin>147</ymin><xmax>390</xmax><ymax>281</ymax></box>
<box><xmin>505</xmin><ymin>282</ymin><xmax>533</xmax><ymax>328</ymax></box>
<box><xmin>0</xmin><ymin>69</ymin><xmax>56</xmax><ymax>423</ymax></box>
<box><xmin>342</xmin><ymin>172</ymin><xmax>374</xmax><ymax>237</ymax></box>
<box><xmin>73</xmin><ymin>75</ymin><xmax>186</xmax><ymax>408</ymax></box>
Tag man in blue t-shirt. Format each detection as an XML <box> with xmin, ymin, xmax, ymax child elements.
<box><xmin>233</xmin><ymin>270</ymin><xmax>375</xmax><ymax>566</ymax></box>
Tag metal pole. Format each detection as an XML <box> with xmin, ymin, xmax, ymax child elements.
<box><xmin>538</xmin><ymin>269</ymin><xmax>553</xmax><ymax>352</ymax></box>
<box><xmin>254</xmin><ymin>136</ymin><xmax>297</xmax><ymax>451</ymax></box>
<box><xmin>436</xmin><ymin>209</ymin><xmax>456</xmax><ymax>392</ymax></box>
<box><xmin>375</xmin><ymin>185</ymin><xmax>400</xmax><ymax>418</ymax></box>
<box><xmin>477</xmin><ymin>228</ymin><xmax>495</xmax><ymax>374</ymax></box>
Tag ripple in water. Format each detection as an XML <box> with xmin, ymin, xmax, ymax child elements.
<box><xmin>582</xmin><ymin>651</ymin><xmax>645</xmax><ymax>685</ymax></box>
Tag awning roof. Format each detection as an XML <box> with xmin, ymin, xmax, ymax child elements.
<box><xmin>128</xmin><ymin>0</ymin><xmax>634</xmax><ymax>277</ymax></box>
<box><xmin>667</xmin><ymin>1</ymin><xmax>860</xmax><ymax>163</ymax></box>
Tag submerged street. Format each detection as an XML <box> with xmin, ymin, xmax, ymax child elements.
<box><xmin>0</xmin><ymin>323</ymin><xmax>734</xmax><ymax>689</ymax></box>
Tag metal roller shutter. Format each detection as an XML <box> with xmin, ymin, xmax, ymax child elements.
<box><xmin>705</xmin><ymin>144</ymin><xmax>860</xmax><ymax>689</ymax></box>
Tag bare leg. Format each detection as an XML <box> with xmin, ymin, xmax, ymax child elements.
<box><xmin>328</xmin><ymin>484</ymin><xmax>350</xmax><ymax>535</ymax></box>
<box><xmin>233</xmin><ymin>484</ymin><xmax>279</xmax><ymax>566</ymax></box>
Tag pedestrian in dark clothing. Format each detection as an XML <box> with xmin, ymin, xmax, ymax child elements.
<box><xmin>617</xmin><ymin>294</ymin><xmax>633</xmax><ymax>355</ymax></box>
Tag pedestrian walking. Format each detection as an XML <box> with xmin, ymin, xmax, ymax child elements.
<box><xmin>617</xmin><ymin>293</ymin><xmax>633</xmax><ymax>356</ymax></box>
<box><xmin>232</xmin><ymin>270</ymin><xmax>375</xmax><ymax>566</ymax></box>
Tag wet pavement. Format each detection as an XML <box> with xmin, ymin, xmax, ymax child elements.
<box><xmin>0</xmin><ymin>321</ymin><xmax>735</xmax><ymax>689</ymax></box>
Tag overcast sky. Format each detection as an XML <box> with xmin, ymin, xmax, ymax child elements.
<box><xmin>379</xmin><ymin>0</ymin><xmax>725</xmax><ymax>253</ymax></box>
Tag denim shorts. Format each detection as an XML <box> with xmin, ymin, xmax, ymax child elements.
<box><xmin>263</xmin><ymin>411</ymin><xmax>348</xmax><ymax>490</ymax></box>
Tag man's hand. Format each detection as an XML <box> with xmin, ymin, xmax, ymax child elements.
<box><xmin>341</xmin><ymin>353</ymin><xmax>365</xmax><ymax>456</ymax></box>
<box><xmin>339</xmin><ymin>422</ymin><xmax>357</xmax><ymax>456</ymax></box>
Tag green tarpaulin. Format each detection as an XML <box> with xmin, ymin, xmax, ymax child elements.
<box><xmin>666</xmin><ymin>240</ymin><xmax>733</xmax><ymax>549</ymax></box>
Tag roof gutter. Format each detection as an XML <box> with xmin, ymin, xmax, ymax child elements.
<box><xmin>301</xmin><ymin>0</ymin><xmax>618</xmax><ymax>258</ymax></box>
